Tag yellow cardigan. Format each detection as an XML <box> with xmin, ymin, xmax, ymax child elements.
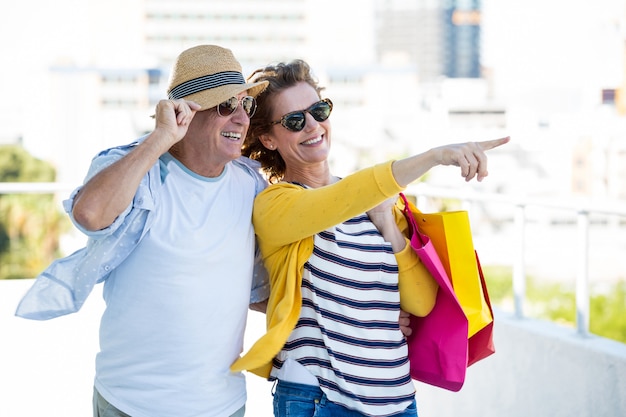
<box><xmin>230</xmin><ymin>161</ymin><xmax>438</xmax><ymax>378</ymax></box>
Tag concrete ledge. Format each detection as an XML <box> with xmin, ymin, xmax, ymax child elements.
<box><xmin>3</xmin><ymin>280</ymin><xmax>625</xmax><ymax>417</ymax></box>
<box><xmin>0</xmin><ymin>279</ymin><xmax>274</xmax><ymax>417</ymax></box>
<box><xmin>415</xmin><ymin>308</ymin><xmax>626</xmax><ymax>417</ymax></box>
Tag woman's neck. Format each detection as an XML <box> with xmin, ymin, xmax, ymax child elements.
<box><xmin>283</xmin><ymin>164</ymin><xmax>336</xmax><ymax>188</ymax></box>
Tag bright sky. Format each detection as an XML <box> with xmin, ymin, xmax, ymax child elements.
<box><xmin>482</xmin><ymin>0</ymin><xmax>624</xmax><ymax>93</ymax></box>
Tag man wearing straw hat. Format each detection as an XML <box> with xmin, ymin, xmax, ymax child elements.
<box><xmin>16</xmin><ymin>45</ymin><xmax>270</xmax><ymax>417</ymax></box>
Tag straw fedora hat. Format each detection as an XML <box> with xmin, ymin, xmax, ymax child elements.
<box><xmin>167</xmin><ymin>45</ymin><xmax>268</xmax><ymax>111</ymax></box>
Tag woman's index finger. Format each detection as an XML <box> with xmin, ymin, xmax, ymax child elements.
<box><xmin>479</xmin><ymin>136</ymin><xmax>510</xmax><ymax>151</ymax></box>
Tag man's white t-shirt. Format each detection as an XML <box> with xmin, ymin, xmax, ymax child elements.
<box><xmin>95</xmin><ymin>153</ymin><xmax>257</xmax><ymax>417</ymax></box>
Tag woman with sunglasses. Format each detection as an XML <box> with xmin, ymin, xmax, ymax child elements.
<box><xmin>233</xmin><ymin>59</ymin><xmax>509</xmax><ymax>417</ymax></box>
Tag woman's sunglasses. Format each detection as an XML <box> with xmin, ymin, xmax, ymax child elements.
<box><xmin>217</xmin><ymin>96</ymin><xmax>257</xmax><ymax>117</ymax></box>
<box><xmin>269</xmin><ymin>99</ymin><xmax>333</xmax><ymax>132</ymax></box>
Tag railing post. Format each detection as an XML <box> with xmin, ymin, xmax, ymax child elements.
<box><xmin>576</xmin><ymin>210</ymin><xmax>590</xmax><ymax>336</ymax></box>
<box><xmin>513</xmin><ymin>204</ymin><xmax>526</xmax><ymax>319</ymax></box>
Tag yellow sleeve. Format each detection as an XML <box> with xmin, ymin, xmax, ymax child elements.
<box><xmin>393</xmin><ymin>204</ymin><xmax>438</xmax><ymax>317</ymax></box>
<box><xmin>254</xmin><ymin>161</ymin><xmax>404</xmax><ymax>248</ymax></box>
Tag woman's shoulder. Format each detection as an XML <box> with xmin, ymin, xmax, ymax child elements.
<box><xmin>263</xmin><ymin>181</ymin><xmax>306</xmax><ymax>191</ymax></box>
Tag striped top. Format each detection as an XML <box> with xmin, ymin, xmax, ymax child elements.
<box><xmin>270</xmin><ymin>213</ymin><xmax>415</xmax><ymax>417</ymax></box>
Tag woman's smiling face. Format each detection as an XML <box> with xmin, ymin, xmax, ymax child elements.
<box><xmin>261</xmin><ymin>82</ymin><xmax>332</xmax><ymax>172</ymax></box>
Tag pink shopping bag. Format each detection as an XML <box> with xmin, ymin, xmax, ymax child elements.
<box><xmin>467</xmin><ymin>253</ymin><xmax>496</xmax><ymax>366</ymax></box>
<box><xmin>399</xmin><ymin>193</ymin><xmax>469</xmax><ymax>391</ymax></box>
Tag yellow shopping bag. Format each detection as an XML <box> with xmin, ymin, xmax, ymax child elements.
<box><xmin>408</xmin><ymin>206</ymin><xmax>493</xmax><ymax>338</ymax></box>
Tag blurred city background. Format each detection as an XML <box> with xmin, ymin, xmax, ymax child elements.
<box><xmin>1</xmin><ymin>0</ymin><xmax>626</xmax><ymax>416</ymax></box>
<box><xmin>2</xmin><ymin>0</ymin><xmax>625</xmax><ymax>201</ymax></box>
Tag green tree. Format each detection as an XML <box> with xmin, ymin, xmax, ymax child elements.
<box><xmin>0</xmin><ymin>145</ymin><xmax>69</xmax><ymax>279</ymax></box>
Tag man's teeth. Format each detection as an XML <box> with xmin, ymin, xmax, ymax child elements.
<box><xmin>301</xmin><ymin>137</ymin><xmax>322</xmax><ymax>145</ymax></box>
<box><xmin>222</xmin><ymin>132</ymin><xmax>241</xmax><ymax>140</ymax></box>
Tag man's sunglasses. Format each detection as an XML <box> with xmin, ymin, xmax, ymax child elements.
<box><xmin>269</xmin><ymin>99</ymin><xmax>333</xmax><ymax>132</ymax></box>
<box><xmin>217</xmin><ymin>96</ymin><xmax>257</xmax><ymax>117</ymax></box>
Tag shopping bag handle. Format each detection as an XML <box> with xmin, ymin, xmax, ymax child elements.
<box><xmin>399</xmin><ymin>192</ymin><xmax>427</xmax><ymax>247</ymax></box>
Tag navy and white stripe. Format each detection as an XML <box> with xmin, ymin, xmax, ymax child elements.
<box><xmin>168</xmin><ymin>71</ymin><xmax>245</xmax><ymax>99</ymax></box>
<box><xmin>271</xmin><ymin>213</ymin><xmax>415</xmax><ymax>416</ymax></box>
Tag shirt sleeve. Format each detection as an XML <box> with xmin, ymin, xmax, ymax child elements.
<box><xmin>62</xmin><ymin>146</ymin><xmax>135</xmax><ymax>239</ymax></box>
<box><xmin>393</xmin><ymin>201</ymin><xmax>438</xmax><ymax>317</ymax></box>
<box><xmin>395</xmin><ymin>239</ymin><xmax>438</xmax><ymax>317</ymax></box>
<box><xmin>249</xmin><ymin>243</ymin><xmax>270</xmax><ymax>303</ymax></box>
<box><xmin>254</xmin><ymin>161</ymin><xmax>404</xmax><ymax>247</ymax></box>
<box><xmin>233</xmin><ymin>156</ymin><xmax>269</xmax><ymax>195</ymax></box>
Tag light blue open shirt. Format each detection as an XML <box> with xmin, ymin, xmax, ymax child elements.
<box><xmin>15</xmin><ymin>138</ymin><xmax>269</xmax><ymax>320</ymax></box>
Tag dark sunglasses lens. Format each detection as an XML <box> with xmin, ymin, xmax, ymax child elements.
<box><xmin>242</xmin><ymin>96</ymin><xmax>256</xmax><ymax>116</ymax></box>
<box><xmin>217</xmin><ymin>97</ymin><xmax>256</xmax><ymax>117</ymax></box>
<box><xmin>218</xmin><ymin>97</ymin><xmax>238</xmax><ymax>115</ymax></box>
<box><xmin>310</xmin><ymin>101</ymin><xmax>331</xmax><ymax>122</ymax></box>
<box><xmin>283</xmin><ymin>113</ymin><xmax>306</xmax><ymax>131</ymax></box>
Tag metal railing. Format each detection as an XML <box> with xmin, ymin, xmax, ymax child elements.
<box><xmin>406</xmin><ymin>183</ymin><xmax>626</xmax><ymax>337</ymax></box>
<box><xmin>0</xmin><ymin>182</ymin><xmax>75</xmax><ymax>194</ymax></box>
<box><xmin>3</xmin><ymin>181</ymin><xmax>626</xmax><ymax>337</ymax></box>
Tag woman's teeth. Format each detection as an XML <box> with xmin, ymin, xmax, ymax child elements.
<box><xmin>301</xmin><ymin>136</ymin><xmax>322</xmax><ymax>145</ymax></box>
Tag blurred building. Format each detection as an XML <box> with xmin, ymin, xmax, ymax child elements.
<box><xmin>374</xmin><ymin>0</ymin><xmax>481</xmax><ymax>81</ymax></box>
<box><xmin>1</xmin><ymin>0</ymin><xmax>625</xmax><ymax>204</ymax></box>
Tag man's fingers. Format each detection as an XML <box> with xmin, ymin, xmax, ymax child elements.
<box><xmin>186</xmin><ymin>100</ymin><xmax>202</xmax><ymax>111</ymax></box>
<box><xmin>171</xmin><ymin>99</ymin><xmax>200</xmax><ymax>126</ymax></box>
